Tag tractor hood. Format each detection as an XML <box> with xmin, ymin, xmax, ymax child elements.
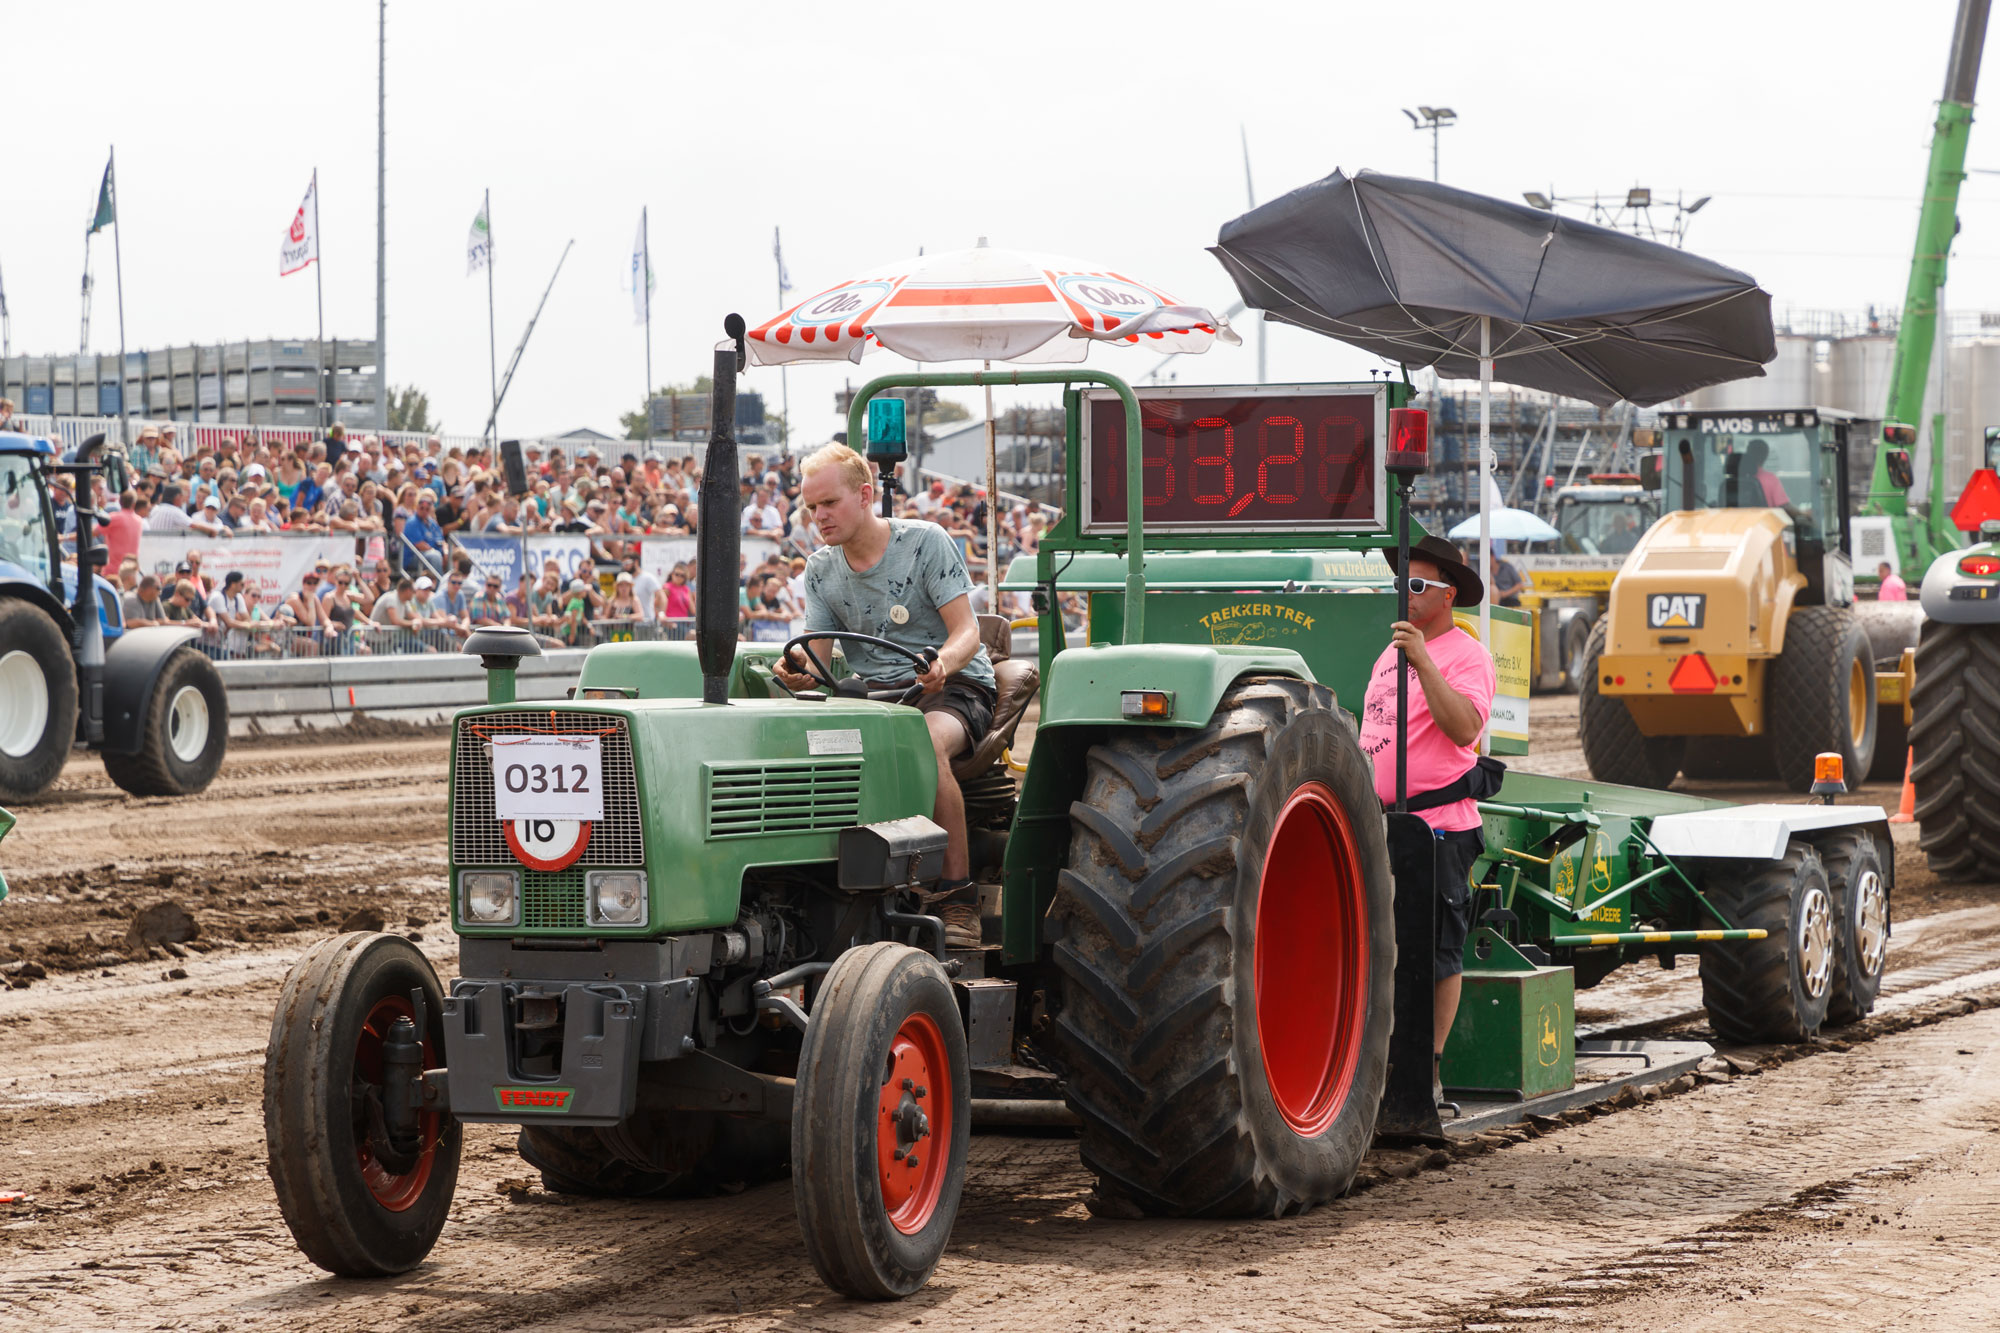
<box><xmin>1605</xmin><ymin>507</ymin><xmax>1803</xmax><ymax>659</ymax></box>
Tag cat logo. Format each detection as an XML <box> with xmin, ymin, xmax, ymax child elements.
<box><xmin>1647</xmin><ymin>592</ymin><xmax>1706</xmax><ymax>629</ymax></box>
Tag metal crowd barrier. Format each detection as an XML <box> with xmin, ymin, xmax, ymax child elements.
<box><xmin>186</xmin><ymin>617</ymin><xmax>702</xmax><ymax>660</ymax></box>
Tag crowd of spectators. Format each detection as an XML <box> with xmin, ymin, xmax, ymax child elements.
<box><xmin>69</xmin><ymin>418</ymin><xmax>1056</xmax><ymax>655</ymax></box>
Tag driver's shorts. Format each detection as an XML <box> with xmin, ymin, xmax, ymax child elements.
<box><xmin>912</xmin><ymin>674</ymin><xmax>996</xmax><ymax>759</ymax></box>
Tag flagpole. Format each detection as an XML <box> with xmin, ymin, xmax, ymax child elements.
<box><xmin>313</xmin><ymin>167</ymin><xmax>326</xmax><ymax>436</ymax></box>
<box><xmin>485</xmin><ymin>187</ymin><xmax>498</xmax><ymax>443</ymax></box>
<box><xmin>775</xmin><ymin>226</ymin><xmax>790</xmax><ymax>453</ymax></box>
<box><xmin>642</xmin><ymin>206</ymin><xmax>652</xmax><ymax>446</ymax></box>
<box><xmin>111</xmin><ymin>147</ymin><xmax>129</xmax><ymax>448</ymax></box>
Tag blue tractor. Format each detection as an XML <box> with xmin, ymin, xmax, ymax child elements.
<box><xmin>0</xmin><ymin>431</ymin><xmax>227</xmax><ymax>802</ymax></box>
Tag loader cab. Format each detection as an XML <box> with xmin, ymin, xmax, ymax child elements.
<box><xmin>1658</xmin><ymin>408</ymin><xmax>1855</xmax><ymax>604</ymax></box>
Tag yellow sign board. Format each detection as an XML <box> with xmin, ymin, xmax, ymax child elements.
<box><xmin>1454</xmin><ymin>608</ymin><xmax>1531</xmax><ymax>746</ymax></box>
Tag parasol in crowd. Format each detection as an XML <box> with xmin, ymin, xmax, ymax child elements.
<box><xmin>746</xmin><ymin>240</ymin><xmax>1238</xmax><ymax>589</ymax></box>
<box><xmin>1446</xmin><ymin>507</ymin><xmax>1561</xmax><ymax>544</ymax></box>
<box><xmin>1210</xmin><ymin>167</ymin><xmax>1775</xmax><ymax>652</ymax></box>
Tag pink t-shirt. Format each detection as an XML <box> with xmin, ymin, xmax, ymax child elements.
<box><xmin>1878</xmin><ymin>572</ymin><xmax>1909</xmax><ymax>602</ymax></box>
<box><xmin>1358</xmin><ymin>626</ymin><xmax>1497</xmax><ymax>832</ymax></box>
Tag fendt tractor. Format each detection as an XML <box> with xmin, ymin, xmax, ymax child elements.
<box><xmin>0</xmin><ymin>431</ymin><xmax>228</xmax><ymax>803</ymax></box>
<box><xmin>1580</xmin><ymin>408</ymin><xmax>1920</xmax><ymax>792</ymax></box>
<box><xmin>1910</xmin><ymin>428</ymin><xmax>2000</xmax><ymax>879</ymax></box>
<box><xmin>1513</xmin><ymin>477</ymin><xmax>1656</xmax><ymax>692</ymax></box>
<box><xmin>262</xmin><ymin>324</ymin><xmax>1894</xmax><ymax>1301</ymax></box>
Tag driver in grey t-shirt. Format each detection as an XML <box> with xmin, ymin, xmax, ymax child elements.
<box><xmin>774</xmin><ymin>444</ymin><xmax>995</xmax><ymax>947</ymax></box>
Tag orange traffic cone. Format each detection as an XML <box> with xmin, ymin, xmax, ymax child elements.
<box><xmin>1889</xmin><ymin>746</ymin><xmax>1916</xmax><ymax>824</ymax></box>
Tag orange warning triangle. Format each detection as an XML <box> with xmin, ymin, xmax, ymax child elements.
<box><xmin>1951</xmin><ymin>468</ymin><xmax>2000</xmax><ymax>532</ymax></box>
<box><xmin>1668</xmin><ymin>652</ymin><xmax>1717</xmax><ymax>693</ymax></box>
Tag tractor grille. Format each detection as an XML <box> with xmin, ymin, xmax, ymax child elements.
<box><xmin>452</xmin><ymin>711</ymin><xmax>644</xmax><ymax>866</ymax></box>
<box><xmin>522</xmin><ymin>869</ymin><xmax>587</xmax><ymax>931</ymax></box>
<box><xmin>705</xmin><ymin>758</ymin><xmax>863</xmax><ymax>839</ymax></box>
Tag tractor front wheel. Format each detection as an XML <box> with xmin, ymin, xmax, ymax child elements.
<box><xmin>101</xmin><ymin>648</ymin><xmax>228</xmax><ymax>797</ymax></box>
<box><xmin>1046</xmin><ymin>676</ymin><xmax>1395</xmax><ymax>1220</ymax></box>
<box><xmin>792</xmin><ymin>941</ymin><xmax>969</xmax><ymax>1300</ymax></box>
<box><xmin>264</xmin><ymin>932</ymin><xmax>461</xmax><ymax>1277</ymax></box>
<box><xmin>1698</xmin><ymin>842</ymin><xmax>1836</xmax><ymax>1045</ymax></box>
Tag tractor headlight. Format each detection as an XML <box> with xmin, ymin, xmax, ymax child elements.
<box><xmin>460</xmin><ymin>870</ymin><xmax>520</xmax><ymax>926</ymax></box>
<box><xmin>586</xmin><ymin>870</ymin><xmax>648</xmax><ymax>927</ymax></box>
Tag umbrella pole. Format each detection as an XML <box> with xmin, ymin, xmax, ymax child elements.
<box><xmin>1478</xmin><ymin>315</ymin><xmax>1492</xmax><ymax>747</ymax></box>
<box><xmin>984</xmin><ymin>361</ymin><xmax>998</xmax><ymax>608</ymax></box>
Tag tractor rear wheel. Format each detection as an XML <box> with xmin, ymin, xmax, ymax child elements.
<box><xmin>793</xmin><ymin>941</ymin><xmax>969</xmax><ymax>1300</ymax></box>
<box><xmin>264</xmin><ymin>932</ymin><xmax>461</xmax><ymax>1277</ymax></box>
<box><xmin>100</xmin><ymin>648</ymin><xmax>228</xmax><ymax>796</ymax></box>
<box><xmin>1770</xmin><ymin>606</ymin><xmax>1876</xmax><ymax>793</ymax></box>
<box><xmin>0</xmin><ymin>600</ymin><xmax>78</xmax><ymax>804</ymax></box>
<box><xmin>519</xmin><ymin>1114</ymin><xmax>789</xmax><ymax>1198</ymax></box>
<box><xmin>1819</xmin><ymin>830</ymin><xmax>1890</xmax><ymax>1026</ymax></box>
<box><xmin>1578</xmin><ymin>621</ymin><xmax>1686</xmax><ymax>788</ymax></box>
<box><xmin>1910</xmin><ymin>620</ymin><xmax>2000</xmax><ymax>880</ymax></box>
<box><xmin>1698</xmin><ymin>842</ymin><xmax>1836</xmax><ymax>1045</ymax></box>
<box><xmin>1045</xmin><ymin>675</ymin><xmax>1394</xmax><ymax>1220</ymax></box>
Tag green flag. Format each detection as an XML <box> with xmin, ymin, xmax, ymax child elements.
<box><xmin>87</xmin><ymin>156</ymin><xmax>115</xmax><ymax>236</ymax></box>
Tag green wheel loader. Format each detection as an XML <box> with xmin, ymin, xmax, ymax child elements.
<box><xmin>263</xmin><ymin>319</ymin><xmax>1896</xmax><ymax>1301</ymax></box>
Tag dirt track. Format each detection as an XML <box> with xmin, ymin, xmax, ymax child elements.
<box><xmin>3</xmin><ymin>701</ymin><xmax>1999</xmax><ymax>1330</ymax></box>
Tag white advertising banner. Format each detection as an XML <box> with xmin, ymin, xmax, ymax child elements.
<box><xmin>637</xmin><ymin>535</ymin><xmax>780</xmax><ymax>588</ymax></box>
<box><xmin>522</xmin><ymin>534</ymin><xmax>592</xmax><ymax>584</ymax></box>
<box><xmin>138</xmin><ymin>534</ymin><xmax>355</xmax><ymax>612</ymax></box>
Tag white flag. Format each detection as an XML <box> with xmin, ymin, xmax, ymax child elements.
<box><xmin>631</xmin><ymin>209</ymin><xmax>654</xmax><ymax>326</ymax></box>
<box><xmin>279</xmin><ymin>175</ymin><xmax>318</xmax><ymax>277</ymax></box>
<box><xmin>467</xmin><ymin>200</ymin><xmax>492</xmax><ymax>276</ymax></box>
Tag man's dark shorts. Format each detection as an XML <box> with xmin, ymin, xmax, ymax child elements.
<box><xmin>1433</xmin><ymin>827</ymin><xmax>1485</xmax><ymax>980</ymax></box>
<box><xmin>914</xmin><ymin>673</ymin><xmax>995</xmax><ymax>760</ymax></box>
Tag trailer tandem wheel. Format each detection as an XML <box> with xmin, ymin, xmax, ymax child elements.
<box><xmin>1909</xmin><ymin>620</ymin><xmax>2000</xmax><ymax>880</ymax></box>
<box><xmin>1818</xmin><ymin>829</ymin><xmax>1889</xmax><ymax>1026</ymax></box>
<box><xmin>792</xmin><ymin>941</ymin><xmax>969</xmax><ymax>1300</ymax></box>
<box><xmin>1578</xmin><ymin>621</ymin><xmax>1686</xmax><ymax>789</ymax></box>
<box><xmin>263</xmin><ymin>932</ymin><xmax>461</xmax><ymax>1277</ymax></box>
<box><xmin>1698</xmin><ymin>841</ymin><xmax>1835</xmax><ymax>1044</ymax></box>
<box><xmin>1045</xmin><ymin>676</ymin><xmax>1395</xmax><ymax>1219</ymax></box>
<box><xmin>0</xmin><ymin>600</ymin><xmax>79</xmax><ymax>803</ymax></box>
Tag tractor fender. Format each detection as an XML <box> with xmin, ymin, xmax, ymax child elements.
<box><xmin>0</xmin><ymin>572</ymin><xmax>75</xmax><ymax>639</ymax></box>
<box><xmin>1917</xmin><ymin>540</ymin><xmax>2000</xmax><ymax>623</ymax></box>
<box><xmin>100</xmin><ymin>627</ymin><xmax>204</xmax><ymax>755</ymax></box>
<box><xmin>1029</xmin><ymin>642</ymin><xmax>1312</xmax><ymax>731</ymax></box>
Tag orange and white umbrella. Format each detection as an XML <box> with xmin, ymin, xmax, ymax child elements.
<box><xmin>745</xmin><ymin>241</ymin><xmax>1238</xmax><ymax>366</ymax></box>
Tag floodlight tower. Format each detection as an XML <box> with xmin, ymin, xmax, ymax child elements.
<box><xmin>1403</xmin><ymin>106</ymin><xmax>1457</xmax><ymax>181</ymax></box>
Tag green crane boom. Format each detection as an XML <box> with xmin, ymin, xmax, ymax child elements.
<box><xmin>1871</xmin><ymin>0</ymin><xmax>1992</xmax><ymax>572</ymax></box>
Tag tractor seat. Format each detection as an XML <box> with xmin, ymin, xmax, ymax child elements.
<box><xmin>951</xmin><ymin>615</ymin><xmax>1039</xmax><ymax>783</ymax></box>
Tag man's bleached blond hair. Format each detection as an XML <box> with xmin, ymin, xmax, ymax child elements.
<box><xmin>801</xmin><ymin>442</ymin><xmax>874</xmax><ymax>494</ymax></box>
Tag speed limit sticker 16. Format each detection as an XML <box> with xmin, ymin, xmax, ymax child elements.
<box><xmin>490</xmin><ymin>735</ymin><xmax>604</xmax><ymax>822</ymax></box>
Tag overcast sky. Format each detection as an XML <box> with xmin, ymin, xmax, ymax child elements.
<box><xmin>8</xmin><ymin>0</ymin><xmax>1999</xmax><ymax>442</ymax></box>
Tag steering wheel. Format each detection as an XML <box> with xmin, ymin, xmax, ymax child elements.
<box><xmin>778</xmin><ymin>632</ymin><xmax>938</xmax><ymax>706</ymax></box>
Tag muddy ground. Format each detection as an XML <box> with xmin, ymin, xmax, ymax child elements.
<box><xmin>2</xmin><ymin>698</ymin><xmax>1998</xmax><ymax>1330</ymax></box>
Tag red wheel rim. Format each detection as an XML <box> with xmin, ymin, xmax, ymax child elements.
<box><xmin>351</xmin><ymin>994</ymin><xmax>439</xmax><ymax>1212</ymax></box>
<box><xmin>875</xmin><ymin>1011</ymin><xmax>953</xmax><ymax>1235</ymax></box>
<box><xmin>1253</xmin><ymin>781</ymin><xmax>1369</xmax><ymax>1137</ymax></box>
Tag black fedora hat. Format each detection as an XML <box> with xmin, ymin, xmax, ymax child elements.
<box><xmin>1379</xmin><ymin>534</ymin><xmax>1485</xmax><ymax>608</ymax></box>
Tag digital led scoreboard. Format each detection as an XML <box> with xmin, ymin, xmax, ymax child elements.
<box><xmin>1081</xmin><ymin>384</ymin><xmax>1388</xmax><ymax>534</ymax></box>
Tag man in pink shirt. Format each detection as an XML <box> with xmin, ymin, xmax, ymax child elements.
<box><xmin>1876</xmin><ymin>561</ymin><xmax>1908</xmax><ymax>601</ymax></box>
<box><xmin>1357</xmin><ymin>535</ymin><xmax>1496</xmax><ymax>1102</ymax></box>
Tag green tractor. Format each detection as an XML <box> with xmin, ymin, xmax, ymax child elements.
<box><xmin>263</xmin><ymin>321</ymin><xmax>1895</xmax><ymax>1300</ymax></box>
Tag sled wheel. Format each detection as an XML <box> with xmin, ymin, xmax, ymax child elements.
<box><xmin>1699</xmin><ymin>841</ymin><xmax>1835</xmax><ymax>1044</ymax></box>
<box><xmin>264</xmin><ymin>932</ymin><xmax>460</xmax><ymax>1277</ymax></box>
<box><xmin>793</xmin><ymin>941</ymin><xmax>968</xmax><ymax>1299</ymax></box>
<box><xmin>1820</xmin><ymin>830</ymin><xmax>1890</xmax><ymax>1026</ymax></box>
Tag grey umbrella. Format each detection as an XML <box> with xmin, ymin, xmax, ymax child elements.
<box><xmin>1210</xmin><ymin>166</ymin><xmax>1776</xmax><ymax>649</ymax></box>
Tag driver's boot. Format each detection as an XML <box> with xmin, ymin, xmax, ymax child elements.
<box><xmin>925</xmin><ymin>879</ymin><xmax>982</xmax><ymax>950</ymax></box>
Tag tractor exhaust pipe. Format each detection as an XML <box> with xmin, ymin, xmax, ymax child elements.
<box><xmin>697</xmin><ymin>315</ymin><xmax>749</xmax><ymax>705</ymax></box>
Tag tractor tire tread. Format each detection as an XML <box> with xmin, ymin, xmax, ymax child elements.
<box><xmin>1578</xmin><ymin>620</ymin><xmax>1686</xmax><ymax>788</ymax></box>
<box><xmin>1911</xmin><ymin>621</ymin><xmax>2000</xmax><ymax>880</ymax></box>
